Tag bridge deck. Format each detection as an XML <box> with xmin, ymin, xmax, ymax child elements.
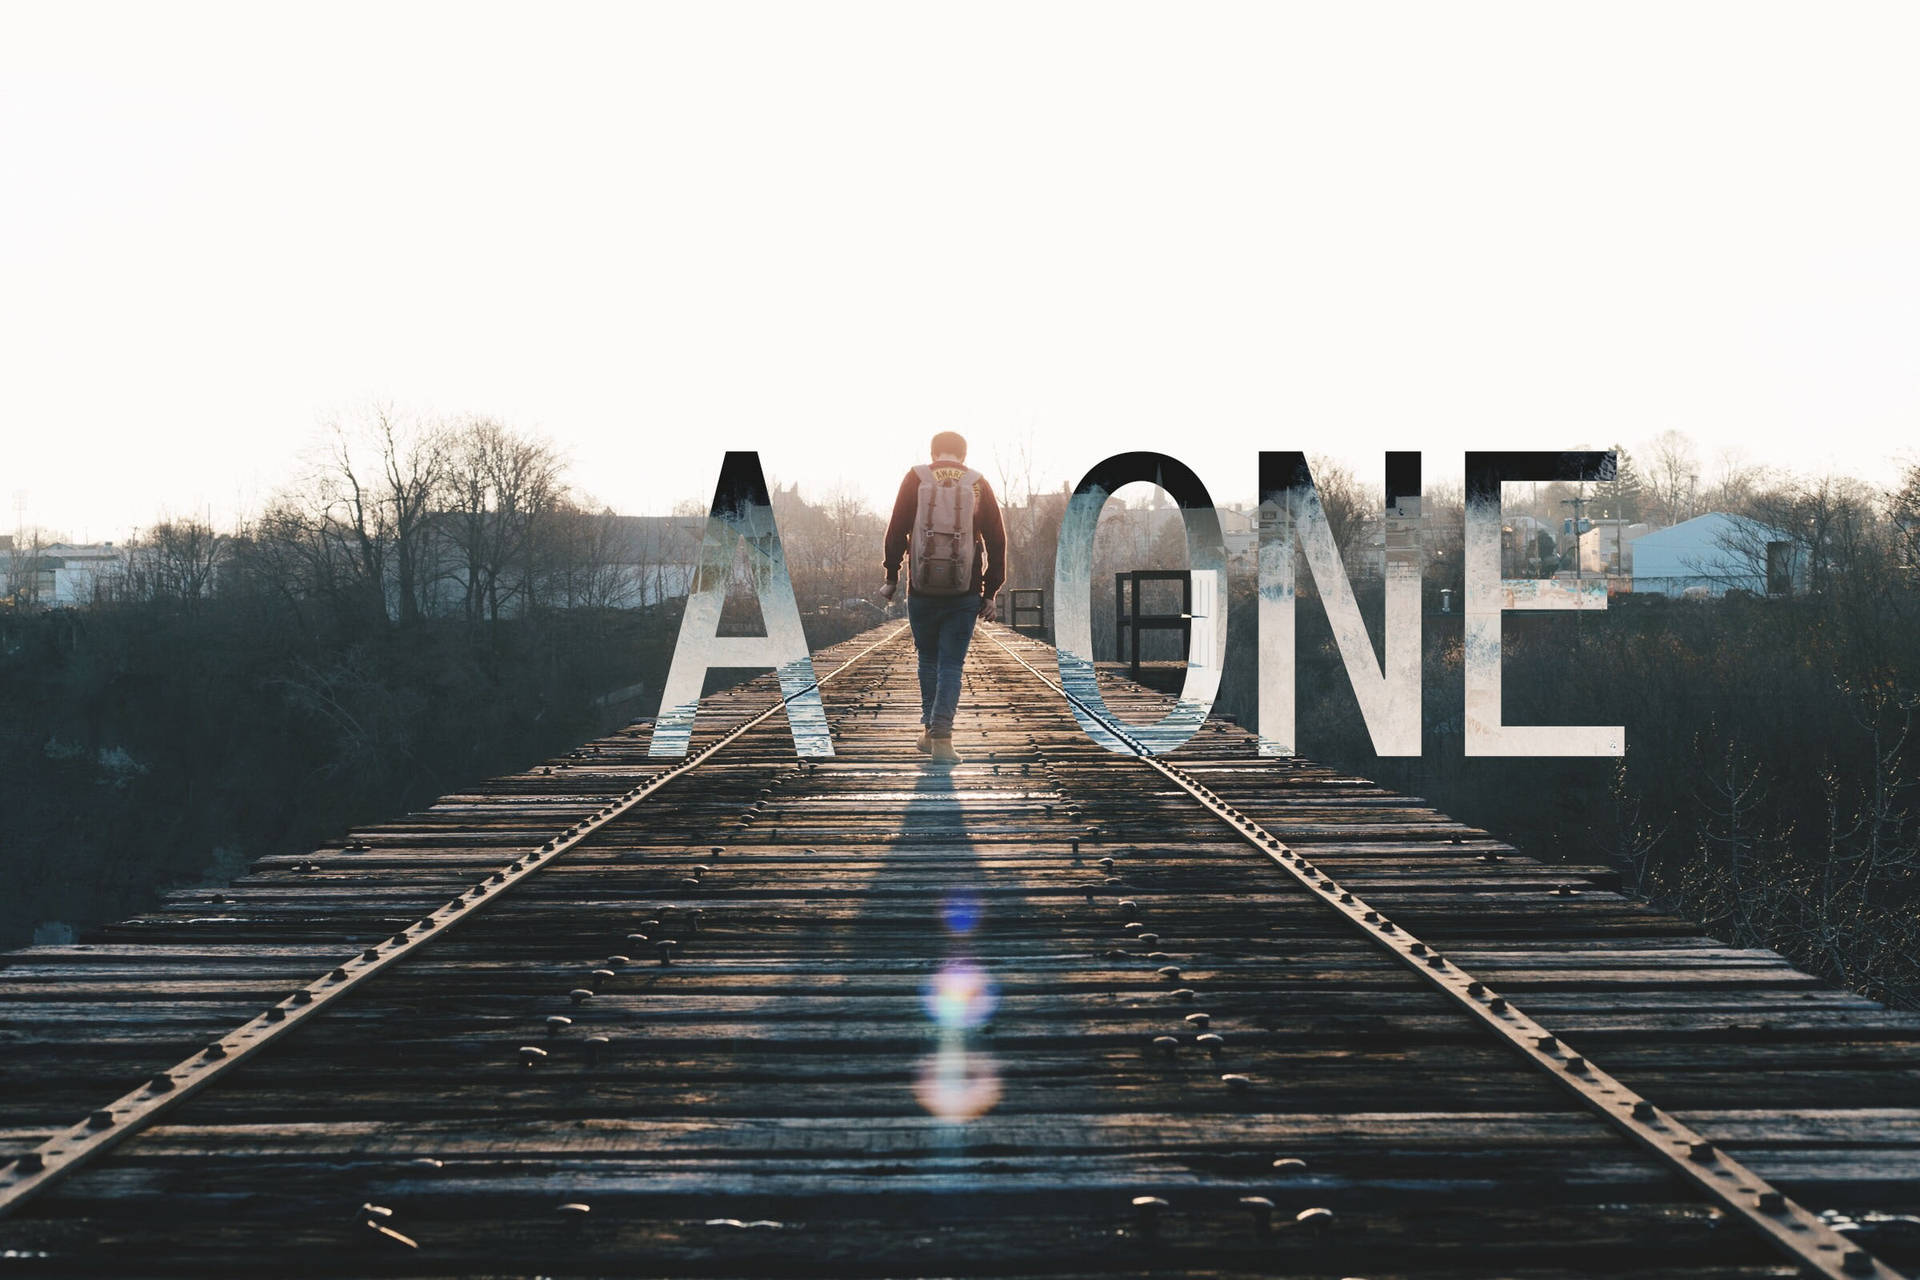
<box><xmin>2</xmin><ymin>623</ymin><xmax>1917</xmax><ymax>1277</ymax></box>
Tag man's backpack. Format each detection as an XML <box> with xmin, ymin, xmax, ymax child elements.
<box><xmin>909</xmin><ymin>463</ymin><xmax>980</xmax><ymax>596</ymax></box>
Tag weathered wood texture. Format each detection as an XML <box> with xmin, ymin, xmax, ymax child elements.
<box><xmin>1</xmin><ymin>623</ymin><xmax>1916</xmax><ymax>1277</ymax></box>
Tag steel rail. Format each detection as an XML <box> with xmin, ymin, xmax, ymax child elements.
<box><xmin>0</xmin><ymin>624</ymin><xmax>910</xmax><ymax>1220</ymax></box>
<box><xmin>983</xmin><ymin>625</ymin><xmax>1903</xmax><ymax>1280</ymax></box>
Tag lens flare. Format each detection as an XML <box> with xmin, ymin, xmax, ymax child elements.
<box><xmin>940</xmin><ymin>890</ymin><xmax>983</xmax><ymax>935</ymax></box>
<box><xmin>914</xmin><ymin>1040</ymin><xmax>1002</xmax><ymax>1122</ymax></box>
<box><xmin>923</xmin><ymin>960</ymin><xmax>996</xmax><ymax>1030</ymax></box>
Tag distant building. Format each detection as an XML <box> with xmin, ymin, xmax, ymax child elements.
<box><xmin>1630</xmin><ymin>513</ymin><xmax>1800</xmax><ymax>597</ymax></box>
<box><xmin>1219</xmin><ymin>506</ymin><xmax>1258</xmax><ymax>565</ymax></box>
<box><xmin>1</xmin><ymin>540</ymin><xmax>128</xmax><ymax>606</ymax></box>
<box><xmin>1574</xmin><ymin>519</ymin><xmax>1652</xmax><ymax>575</ymax></box>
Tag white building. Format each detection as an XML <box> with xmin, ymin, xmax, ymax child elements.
<box><xmin>1574</xmin><ymin>519</ymin><xmax>1651</xmax><ymax>575</ymax></box>
<box><xmin>1630</xmin><ymin>513</ymin><xmax>1798</xmax><ymax>597</ymax></box>
<box><xmin>1</xmin><ymin>540</ymin><xmax>129</xmax><ymax>606</ymax></box>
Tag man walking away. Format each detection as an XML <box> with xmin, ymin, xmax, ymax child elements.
<box><xmin>879</xmin><ymin>431</ymin><xmax>1007</xmax><ymax>764</ymax></box>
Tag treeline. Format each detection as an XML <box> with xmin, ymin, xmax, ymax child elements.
<box><xmin>105</xmin><ymin>413</ymin><xmax>657</xmax><ymax>627</ymax></box>
<box><xmin>0</xmin><ymin>415</ymin><xmax>882</xmax><ymax>950</ymax></box>
<box><xmin>0</xmin><ymin>599</ymin><xmax>679</xmax><ymax>950</ymax></box>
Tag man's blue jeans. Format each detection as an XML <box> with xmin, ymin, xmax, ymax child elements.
<box><xmin>907</xmin><ymin>592</ymin><xmax>979</xmax><ymax>736</ymax></box>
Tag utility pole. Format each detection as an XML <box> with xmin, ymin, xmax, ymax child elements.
<box><xmin>1563</xmin><ymin>492</ymin><xmax>1589</xmax><ymax>580</ymax></box>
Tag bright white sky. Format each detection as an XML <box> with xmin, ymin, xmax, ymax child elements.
<box><xmin>2</xmin><ymin>2</ymin><xmax>1916</xmax><ymax>542</ymax></box>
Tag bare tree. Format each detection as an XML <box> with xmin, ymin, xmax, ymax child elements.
<box><xmin>3</xmin><ymin>525</ymin><xmax>52</xmax><ymax>606</ymax></box>
<box><xmin>132</xmin><ymin>517</ymin><xmax>224</xmax><ymax>607</ymax></box>
<box><xmin>1645</xmin><ymin>429</ymin><xmax>1700</xmax><ymax>526</ymax></box>
<box><xmin>316</xmin><ymin>423</ymin><xmax>392</xmax><ymax>625</ymax></box>
<box><xmin>1306</xmin><ymin>454</ymin><xmax>1369</xmax><ymax>563</ymax></box>
<box><xmin>1889</xmin><ymin>461</ymin><xmax>1920</xmax><ymax>579</ymax></box>
<box><xmin>1738</xmin><ymin>473</ymin><xmax>1884</xmax><ymax>598</ymax></box>
<box><xmin>444</xmin><ymin>418</ymin><xmax>568</xmax><ymax>624</ymax></box>
<box><xmin>376</xmin><ymin>411</ymin><xmax>451</xmax><ymax>626</ymax></box>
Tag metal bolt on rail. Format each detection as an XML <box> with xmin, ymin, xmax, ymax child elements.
<box><xmin>1130</xmin><ymin>1196</ymin><xmax>1168</xmax><ymax>1235</ymax></box>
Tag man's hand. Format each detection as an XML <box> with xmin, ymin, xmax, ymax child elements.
<box><xmin>977</xmin><ymin>596</ymin><xmax>997</xmax><ymax>623</ymax></box>
<box><xmin>878</xmin><ymin>581</ymin><xmax>897</xmax><ymax>604</ymax></box>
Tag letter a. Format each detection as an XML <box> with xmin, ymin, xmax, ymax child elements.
<box><xmin>649</xmin><ymin>452</ymin><xmax>833</xmax><ymax>758</ymax></box>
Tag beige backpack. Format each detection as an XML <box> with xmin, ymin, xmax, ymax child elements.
<box><xmin>909</xmin><ymin>463</ymin><xmax>980</xmax><ymax>596</ymax></box>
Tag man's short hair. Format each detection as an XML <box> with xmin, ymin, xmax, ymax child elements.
<box><xmin>930</xmin><ymin>430</ymin><xmax>968</xmax><ymax>462</ymax></box>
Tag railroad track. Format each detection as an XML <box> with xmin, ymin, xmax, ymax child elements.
<box><xmin>1</xmin><ymin>622</ymin><xmax>1916</xmax><ymax>1277</ymax></box>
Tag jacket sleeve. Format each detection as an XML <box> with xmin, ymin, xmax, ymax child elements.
<box><xmin>975</xmin><ymin>474</ymin><xmax>1008</xmax><ymax>599</ymax></box>
<box><xmin>883</xmin><ymin>470</ymin><xmax>918</xmax><ymax>583</ymax></box>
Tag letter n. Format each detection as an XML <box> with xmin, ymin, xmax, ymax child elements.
<box><xmin>1259</xmin><ymin>452</ymin><xmax>1423</xmax><ymax>756</ymax></box>
<box><xmin>649</xmin><ymin>452</ymin><xmax>832</xmax><ymax>758</ymax></box>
